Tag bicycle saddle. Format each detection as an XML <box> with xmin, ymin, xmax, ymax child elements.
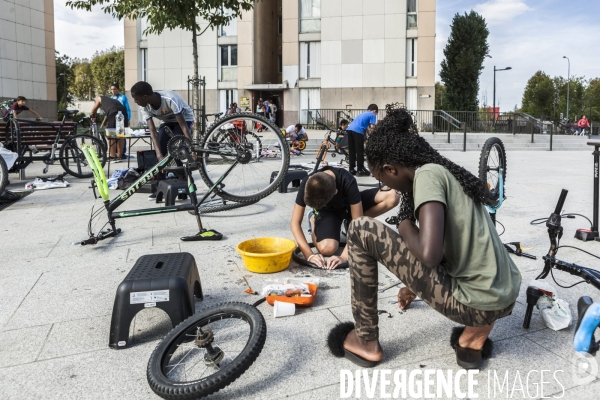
<box><xmin>573</xmin><ymin>296</ymin><xmax>600</xmax><ymax>355</ymax></box>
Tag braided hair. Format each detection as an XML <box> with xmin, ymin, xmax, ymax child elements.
<box><xmin>365</xmin><ymin>104</ymin><xmax>487</xmax><ymax>221</ymax></box>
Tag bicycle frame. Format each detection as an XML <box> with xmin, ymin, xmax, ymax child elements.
<box><xmin>80</xmin><ymin>143</ymin><xmax>242</xmax><ymax>244</ymax></box>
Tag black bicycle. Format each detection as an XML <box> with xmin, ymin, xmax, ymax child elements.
<box><xmin>2</xmin><ymin>105</ymin><xmax>106</xmax><ymax>178</ymax></box>
<box><xmin>79</xmin><ymin>112</ymin><xmax>290</xmax><ymax>244</ymax></box>
<box><xmin>523</xmin><ymin>189</ymin><xmax>600</xmax><ymax>329</ymax></box>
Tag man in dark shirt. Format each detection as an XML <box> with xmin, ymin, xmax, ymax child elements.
<box><xmin>290</xmin><ymin>166</ymin><xmax>399</xmax><ymax>269</ymax></box>
<box><xmin>2</xmin><ymin>96</ymin><xmax>43</xmax><ymax>121</ymax></box>
<box><xmin>89</xmin><ymin>95</ymin><xmax>129</xmax><ymax>161</ymax></box>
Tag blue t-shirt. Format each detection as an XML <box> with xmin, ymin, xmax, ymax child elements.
<box><xmin>111</xmin><ymin>94</ymin><xmax>131</xmax><ymax>121</ymax></box>
<box><xmin>347</xmin><ymin>111</ymin><xmax>377</xmax><ymax>135</ymax></box>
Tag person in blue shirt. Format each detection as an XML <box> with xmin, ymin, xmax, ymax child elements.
<box><xmin>347</xmin><ymin>104</ymin><xmax>378</xmax><ymax>176</ymax></box>
<box><xmin>110</xmin><ymin>83</ymin><xmax>131</xmax><ymax>159</ymax></box>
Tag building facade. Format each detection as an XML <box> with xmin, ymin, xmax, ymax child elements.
<box><xmin>124</xmin><ymin>0</ymin><xmax>435</xmax><ymax>127</ymax></box>
<box><xmin>0</xmin><ymin>0</ymin><xmax>57</xmax><ymax>118</ymax></box>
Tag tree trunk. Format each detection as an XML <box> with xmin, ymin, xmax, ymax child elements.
<box><xmin>191</xmin><ymin>23</ymin><xmax>200</xmax><ymax>142</ymax></box>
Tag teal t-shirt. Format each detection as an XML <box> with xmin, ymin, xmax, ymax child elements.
<box><xmin>413</xmin><ymin>164</ymin><xmax>521</xmax><ymax>311</ymax></box>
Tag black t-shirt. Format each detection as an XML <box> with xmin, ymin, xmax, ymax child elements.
<box><xmin>100</xmin><ymin>96</ymin><xmax>129</xmax><ymax>129</ymax></box>
<box><xmin>295</xmin><ymin>167</ymin><xmax>361</xmax><ymax>213</ymax></box>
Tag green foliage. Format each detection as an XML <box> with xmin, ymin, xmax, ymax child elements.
<box><xmin>521</xmin><ymin>71</ymin><xmax>554</xmax><ymax>117</ymax></box>
<box><xmin>70</xmin><ymin>59</ymin><xmax>95</xmax><ymax>101</ymax></box>
<box><xmin>586</xmin><ymin>78</ymin><xmax>600</xmax><ymax>121</ymax></box>
<box><xmin>90</xmin><ymin>47</ymin><xmax>125</xmax><ymax>96</ymax></box>
<box><xmin>55</xmin><ymin>51</ymin><xmax>74</xmax><ymax>111</ymax></box>
<box><xmin>435</xmin><ymin>82</ymin><xmax>446</xmax><ymax>110</ymax></box>
<box><xmin>439</xmin><ymin>11</ymin><xmax>490</xmax><ymax>112</ymax></box>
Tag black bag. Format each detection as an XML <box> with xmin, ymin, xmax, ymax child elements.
<box><xmin>137</xmin><ymin>150</ymin><xmax>158</xmax><ymax>173</ymax></box>
<box><xmin>117</xmin><ymin>168</ymin><xmax>141</xmax><ymax>190</ymax></box>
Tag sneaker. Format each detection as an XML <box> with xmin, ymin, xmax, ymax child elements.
<box><xmin>349</xmin><ymin>169</ymin><xmax>357</xmax><ymax>176</ymax></box>
<box><xmin>357</xmin><ymin>169</ymin><xmax>371</xmax><ymax>177</ymax></box>
<box><xmin>148</xmin><ymin>193</ymin><xmax>157</xmax><ymax>201</ymax></box>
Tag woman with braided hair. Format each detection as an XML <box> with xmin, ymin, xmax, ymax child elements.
<box><xmin>327</xmin><ymin>104</ymin><xmax>521</xmax><ymax>370</ymax></box>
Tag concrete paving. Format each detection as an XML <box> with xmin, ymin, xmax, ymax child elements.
<box><xmin>1</xmin><ymin>144</ymin><xmax>600</xmax><ymax>399</ymax></box>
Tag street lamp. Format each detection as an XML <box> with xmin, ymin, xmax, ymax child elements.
<box><xmin>493</xmin><ymin>66</ymin><xmax>512</xmax><ymax>119</ymax></box>
<box><xmin>563</xmin><ymin>56</ymin><xmax>570</xmax><ymax>121</ymax></box>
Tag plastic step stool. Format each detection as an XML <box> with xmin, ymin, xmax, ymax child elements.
<box><xmin>156</xmin><ymin>179</ymin><xmax>188</xmax><ymax>205</ymax></box>
<box><xmin>270</xmin><ymin>169</ymin><xmax>308</xmax><ymax>193</ymax></box>
<box><xmin>108</xmin><ymin>252</ymin><xmax>202</xmax><ymax>349</ymax></box>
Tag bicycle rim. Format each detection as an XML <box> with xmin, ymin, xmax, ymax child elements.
<box><xmin>0</xmin><ymin>155</ymin><xmax>8</xmax><ymax>196</ymax></box>
<box><xmin>147</xmin><ymin>302</ymin><xmax>266</xmax><ymax>399</ymax></box>
<box><xmin>199</xmin><ymin>113</ymin><xmax>289</xmax><ymax>202</ymax></box>
<box><xmin>60</xmin><ymin>134</ymin><xmax>107</xmax><ymax>178</ymax></box>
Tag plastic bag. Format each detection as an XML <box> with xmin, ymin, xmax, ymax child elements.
<box><xmin>261</xmin><ymin>278</ymin><xmax>319</xmax><ymax>297</ymax></box>
<box><xmin>529</xmin><ymin>279</ymin><xmax>572</xmax><ymax>331</ymax></box>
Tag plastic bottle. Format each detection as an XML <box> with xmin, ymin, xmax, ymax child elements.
<box><xmin>116</xmin><ymin>111</ymin><xmax>124</xmax><ymax>135</ymax></box>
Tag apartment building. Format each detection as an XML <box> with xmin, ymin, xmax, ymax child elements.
<box><xmin>124</xmin><ymin>0</ymin><xmax>435</xmax><ymax>127</ymax></box>
<box><xmin>0</xmin><ymin>0</ymin><xmax>57</xmax><ymax>118</ymax></box>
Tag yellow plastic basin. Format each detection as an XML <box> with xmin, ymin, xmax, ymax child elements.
<box><xmin>236</xmin><ymin>237</ymin><xmax>297</xmax><ymax>274</ymax></box>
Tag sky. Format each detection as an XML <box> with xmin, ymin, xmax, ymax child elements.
<box><xmin>54</xmin><ymin>0</ymin><xmax>600</xmax><ymax>111</ymax></box>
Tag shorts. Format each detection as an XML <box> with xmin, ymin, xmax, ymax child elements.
<box><xmin>312</xmin><ymin>188</ymin><xmax>378</xmax><ymax>243</ymax></box>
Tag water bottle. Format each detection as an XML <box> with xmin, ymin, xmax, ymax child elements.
<box><xmin>116</xmin><ymin>111</ymin><xmax>124</xmax><ymax>135</ymax></box>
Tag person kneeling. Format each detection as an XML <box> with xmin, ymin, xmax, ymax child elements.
<box><xmin>327</xmin><ymin>105</ymin><xmax>521</xmax><ymax>370</ymax></box>
<box><xmin>290</xmin><ymin>166</ymin><xmax>399</xmax><ymax>269</ymax></box>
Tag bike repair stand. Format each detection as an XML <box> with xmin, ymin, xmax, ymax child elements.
<box><xmin>575</xmin><ymin>139</ymin><xmax>600</xmax><ymax>241</ymax></box>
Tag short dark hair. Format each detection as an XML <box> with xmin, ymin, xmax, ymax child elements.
<box><xmin>304</xmin><ymin>172</ymin><xmax>336</xmax><ymax>210</ymax></box>
<box><xmin>131</xmin><ymin>81</ymin><xmax>153</xmax><ymax>96</ymax></box>
<box><xmin>367</xmin><ymin>104</ymin><xmax>378</xmax><ymax>112</ymax></box>
<box><xmin>295</xmin><ymin>123</ymin><xmax>303</xmax><ymax>130</ymax></box>
<box><xmin>340</xmin><ymin>119</ymin><xmax>349</xmax><ymax>126</ymax></box>
<box><xmin>110</xmin><ymin>82</ymin><xmax>120</xmax><ymax>89</ymax></box>
<box><xmin>16</xmin><ymin>96</ymin><xmax>27</xmax><ymax>101</ymax></box>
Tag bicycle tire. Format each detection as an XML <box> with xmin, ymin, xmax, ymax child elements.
<box><xmin>59</xmin><ymin>134</ymin><xmax>107</xmax><ymax>178</ymax></box>
<box><xmin>0</xmin><ymin>155</ymin><xmax>8</xmax><ymax>196</ymax></box>
<box><xmin>478</xmin><ymin>137</ymin><xmax>507</xmax><ymax>206</ymax></box>
<box><xmin>197</xmin><ymin>198</ymin><xmax>259</xmax><ymax>214</ymax></box>
<box><xmin>199</xmin><ymin>113</ymin><xmax>289</xmax><ymax>202</ymax></box>
<box><xmin>147</xmin><ymin>302</ymin><xmax>267</xmax><ymax>400</ymax></box>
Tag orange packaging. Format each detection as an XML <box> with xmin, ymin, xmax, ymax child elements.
<box><xmin>266</xmin><ymin>283</ymin><xmax>318</xmax><ymax>307</ymax></box>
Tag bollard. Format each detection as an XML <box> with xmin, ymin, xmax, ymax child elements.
<box><xmin>530</xmin><ymin>120</ymin><xmax>534</xmax><ymax>143</ymax></box>
<box><xmin>462</xmin><ymin>122</ymin><xmax>467</xmax><ymax>152</ymax></box>
<box><xmin>550</xmin><ymin>123</ymin><xmax>553</xmax><ymax>151</ymax></box>
<box><xmin>447</xmin><ymin>124</ymin><xmax>451</xmax><ymax>144</ymax></box>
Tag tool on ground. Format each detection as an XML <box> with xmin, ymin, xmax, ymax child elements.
<box><xmin>503</xmin><ymin>242</ymin><xmax>537</xmax><ymax>260</ymax></box>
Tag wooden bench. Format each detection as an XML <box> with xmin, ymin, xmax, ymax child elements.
<box><xmin>0</xmin><ymin>117</ymin><xmax>79</xmax><ymax>178</ymax></box>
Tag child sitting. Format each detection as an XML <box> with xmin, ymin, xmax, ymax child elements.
<box><xmin>290</xmin><ymin>166</ymin><xmax>399</xmax><ymax>269</ymax></box>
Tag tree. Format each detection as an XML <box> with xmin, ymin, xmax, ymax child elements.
<box><xmin>70</xmin><ymin>59</ymin><xmax>95</xmax><ymax>101</ymax></box>
<box><xmin>521</xmin><ymin>71</ymin><xmax>554</xmax><ymax>118</ymax></box>
<box><xmin>586</xmin><ymin>78</ymin><xmax>600</xmax><ymax>121</ymax></box>
<box><xmin>55</xmin><ymin>51</ymin><xmax>74</xmax><ymax>110</ymax></box>
<box><xmin>553</xmin><ymin>75</ymin><xmax>587</xmax><ymax>121</ymax></box>
<box><xmin>435</xmin><ymin>82</ymin><xmax>446</xmax><ymax>110</ymax></box>
<box><xmin>66</xmin><ymin>0</ymin><xmax>257</xmax><ymax>139</ymax></box>
<box><xmin>439</xmin><ymin>11</ymin><xmax>490</xmax><ymax>111</ymax></box>
<box><xmin>90</xmin><ymin>47</ymin><xmax>125</xmax><ymax>96</ymax></box>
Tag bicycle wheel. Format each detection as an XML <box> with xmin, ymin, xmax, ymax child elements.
<box><xmin>0</xmin><ymin>155</ymin><xmax>8</xmax><ymax>196</ymax></box>
<box><xmin>91</xmin><ymin>124</ymin><xmax>107</xmax><ymax>150</ymax></box>
<box><xmin>147</xmin><ymin>302</ymin><xmax>267</xmax><ymax>400</ymax></box>
<box><xmin>199</xmin><ymin>113</ymin><xmax>289</xmax><ymax>202</ymax></box>
<box><xmin>59</xmin><ymin>134</ymin><xmax>107</xmax><ymax>178</ymax></box>
<box><xmin>197</xmin><ymin>198</ymin><xmax>259</xmax><ymax>214</ymax></box>
<box><xmin>478</xmin><ymin>137</ymin><xmax>507</xmax><ymax>206</ymax></box>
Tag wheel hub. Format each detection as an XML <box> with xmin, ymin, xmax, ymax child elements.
<box><xmin>237</xmin><ymin>149</ymin><xmax>252</xmax><ymax>164</ymax></box>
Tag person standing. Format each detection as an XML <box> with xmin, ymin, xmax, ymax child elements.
<box><xmin>89</xmin><ymin>95</ymin><xmax>130</xmax><ymax>161</ymax></box>
<box><xmin>268</xmin><ymin>99</ymin><xmax>277</xmax><ymax>124</ymax></box>
<box><xmin>577</xmin><ymin>115</ymin><xmax>591</xmax><ymax>136</ymax></box>
<box><xmin>346</xmin><ymin>104</ymin><xmax>378</xmax><ymax>176</ymax></box>
<box><xmin>110</xmin><ymin>83</ymin><xmax>131</xmax><ymax>159</ymax></box>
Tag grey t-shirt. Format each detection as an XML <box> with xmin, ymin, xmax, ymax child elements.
<box><xmin>140</xmin><ymin>91</ymin><xmax>194</xmax><ymax>124</ymax></box>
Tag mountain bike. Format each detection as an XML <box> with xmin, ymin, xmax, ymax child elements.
<box><xmin>78</xmin><ymin>112</ymin><xmax>290</xmax><ymax>244</ymax></box>
<box><xmin>312</xmin><ymin>121</ymin><xmax>349</xmax><ymax>173</ymax></box>
<box><xmin>523</xmin><ymin>189</ymin><xmax>600</xmax><ymax>333</ymax></box>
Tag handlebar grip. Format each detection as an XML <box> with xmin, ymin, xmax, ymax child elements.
<box><xmin>80</xmin><ymin>237</ymin><xmax>98</xmax><ymax>246</ymax></box>
<box><xmin>554</xmin><ymin>189</ymin><xmax>568</xmax><ymax>214</ymax></box>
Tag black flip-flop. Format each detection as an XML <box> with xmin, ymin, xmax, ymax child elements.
<box><xmin>327</xmin><ymin>322</ymin><xmax>380</xmax><ymax>368</ymax></box>
<box><xmin>450</xmin><ymin>327</ymin><xmax>493</xmax><ymax>370</ymax></box>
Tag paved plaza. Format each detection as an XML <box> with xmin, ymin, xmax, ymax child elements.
<box><xmin>1</xmin><ymin>146</ymin><xmax>599</xmax><ymax>399</ymax></box>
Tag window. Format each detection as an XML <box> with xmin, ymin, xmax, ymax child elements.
<box><xmin>407</xmin><ymin>0</ymin><xmax>417</xmax><ymax>29</ymax></box>
<box><xmin>299</xmin><ymin>88</ymin><xmax>321</xmax><ymax>124</ymax></box>
<box><xmin>278</xmin><ymin>16</ymin><xmax>282</xmax><ymax>35</ymax></box>
<box><xmin>219</xmin><ymin>45</ymin><xmax>238</xmax><ymax>81</ymax></box>
<box><xmin>219</xmin><ymin>89</ymin><xmax>238</xmax><ymax>114</ymax></box>
<box><xmin>406</xmin><ymin>39</ymin><xmax>417</xmax><ymax>77</ymax></box>
<box><xmin>300</xmin><ymin>0</ymin><xmax>321</xmax><ymax>33</ymax></box>
<box><xmin>141</xmin><ymin>49</ymin><xmax>147</xmax><ymax>81</ymax></box>
<box><xmin>300</xmin><ymin>42</ymin><xmax>321</xmax><ymax>78</ymax></box>
<box><xmin>218</xmin><ymin>9</ymin><xmax>237</xmax><ymax>36</ymax></box>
